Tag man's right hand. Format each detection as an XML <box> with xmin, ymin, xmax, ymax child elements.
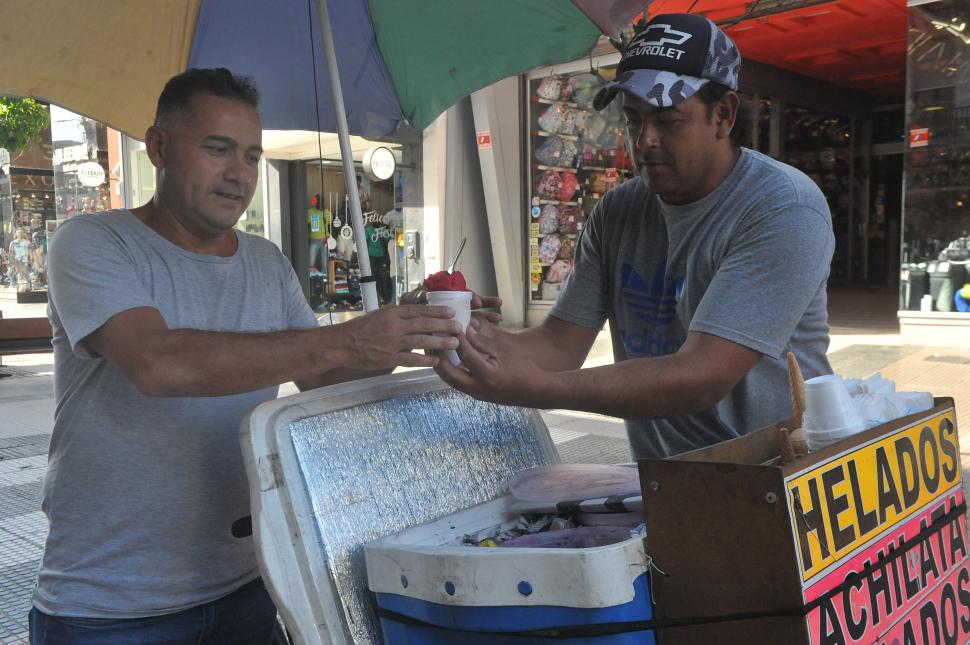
<box><xmin>335</xmin><ymin>304</ymin><xmax>463</xmax><ymax>370</ymax></box>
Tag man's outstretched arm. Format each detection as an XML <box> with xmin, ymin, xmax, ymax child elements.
<box><xmin>86</xmin><ymin>304</ymin><xmax>462</xmax><ymax>397</ymax></box>
<box><xmin>436</xmin><ymin>323</ymin><xmax>759</xmax><ymax>419</ymax></box>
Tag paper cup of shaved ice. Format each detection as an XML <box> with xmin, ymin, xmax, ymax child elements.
<box><xmin>424</xmin><ymin>270</ymin><xmax>470</xmax><ymax>366</ymax></box>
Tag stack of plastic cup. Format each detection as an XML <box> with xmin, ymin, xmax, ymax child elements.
<box><xmin>426</xmin><ymin>290</ymin><xmax>472</xmax><ymax>366</ymax></box>
<box><xmin>803</xmin><ymin>374</ymin><xmax>865</xmax><ymax>452</ymax></box>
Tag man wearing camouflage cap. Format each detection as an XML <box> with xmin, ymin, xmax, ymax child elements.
<box><xmin>438</xmin><ymin>13</ymin><xmax>836</xmax><ymax>458</ymax></box>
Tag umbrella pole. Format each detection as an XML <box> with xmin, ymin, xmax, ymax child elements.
<box><xmin>314</xmin><ymin>0</ymin><xmax>379</xmax><ymax>312</ymax></box>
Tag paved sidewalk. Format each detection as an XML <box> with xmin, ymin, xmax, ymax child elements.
<box><xmin>3</xmin><ymin>286</ymin><xmax>970</xmax><ymax>641</ymax></box>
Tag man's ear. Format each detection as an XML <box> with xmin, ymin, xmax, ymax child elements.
<box><xmin>714</xmin><ymin>91</ymin><xmax>740</xmax><ymax>140</ymax></box>
<box><xmin>143</xmin><ymin>125</ymin><xmax>167</xmax><ymax>169</ymax></box>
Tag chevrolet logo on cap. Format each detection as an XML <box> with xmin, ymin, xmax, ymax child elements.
<box><xmin>639</xmin><ymin>24</ymin><xmax>692</xmax><ymax>48</ymax></box>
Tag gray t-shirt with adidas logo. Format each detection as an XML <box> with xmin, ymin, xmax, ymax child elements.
<box><xmin>550</xmin><ymin>148</ymin><xmax>834</xmax><ymax>458</ymax></box>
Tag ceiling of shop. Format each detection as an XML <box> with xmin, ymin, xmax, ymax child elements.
<box><xmin>261</xmin><ymin>131</ymin><xmax>393</xmax><ymax>161</ymax></box>
<box><xmin>646</xmin><ymin>0</ymin><xmax>908</xmax><ymax>100</ymax></box>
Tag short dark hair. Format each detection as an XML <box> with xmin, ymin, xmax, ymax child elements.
<box><xmin>696</xmin><ymin>82</ymin><xmax>752</xmax><ymax>148</ymax></box>
<box><xmin>154</xmin><ymin>68</ymin><xmax>259</xmax><ymax>127</ymax></box>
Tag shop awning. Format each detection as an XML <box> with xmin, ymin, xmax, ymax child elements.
<box><xmin>652</xmin><ymin>0</ymin><xmax>907</xmax><ymax>99</ymax></box>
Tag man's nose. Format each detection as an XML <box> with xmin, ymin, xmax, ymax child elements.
<box><xmin>224</xmin><ymin>153</ymin><xmax>253</xmax><ymax>184</ymax></box>
<box><xmin>636</xmin><ymin>121</ymin><xmax>660</xmax><ymax>150</ymax></box>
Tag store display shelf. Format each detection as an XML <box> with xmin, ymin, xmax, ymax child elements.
<box><xmin>579</xmin><ymin>165</ymin><xmax>633</xmax><ymax>173</ymax></box>
<box><xmin>535</xmin><ymin>97</ymin><xmax>580</xmax><ymax>108</ymax></box>
<box><xmin>905</xmin><ymin>186</ymin><xmax>969</xmax><ymax>196</ymax></box>
<box><xmin>536</xmin><ymin>199</ymin><xmax>580</xmax><ymax>206</ymax></box>
<box><xmin>530</xmin><ymin>232</ymin><xmax>579</xmax><ymax>238</ymax></box>
<box><xmin>533</xmin><ymin>163</ymin><xmax>578</xmax><ymax>174</ymax></box>
<box><xmin>534</xmin><ymin>130</ymin><xmax>579</xmax><ymax>141</ymax></box>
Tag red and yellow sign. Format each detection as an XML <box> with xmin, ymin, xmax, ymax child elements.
<box><xmin>784</xmin><ymin>408</ymin><xmax>968</xmax><ymax>645</ymax></box>
<box><xmin>787</xmin><ymin>409</ymin><xmax>960</xmax><ymax>583</ymax></box>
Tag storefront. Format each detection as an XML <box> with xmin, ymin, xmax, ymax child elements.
<box><xmin>300</xmin><ymin>152</ymin><xmax>404</xmax><ymax>313</ymax></box>
<box><xmin>519</xmin><ymin>64</ymin><xmax>900</xmax><ymax>325</ymax></box>
<box><xmin>0</xmin><ymin>104</ymin><xmax>121</xmax><ymax>301</ymax></box>
<box><xmin>482</xmin><ymin>1</ymin><xmax>908</xmax><ymax>327</ymax></box>
<box><xmin>1</xmin><ymin>107</ymin><xmax>422</xmax><ymax>315</ymax></box>
<box><xmin>897</xmin><ymin>0</ymin><xmax>970</xmax><ymax>346</ymax></box>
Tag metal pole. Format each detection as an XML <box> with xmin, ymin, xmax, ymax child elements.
<box><xmin>314</xmin><ymin>0</ymin><xmax>379</xmax><ymax>312</ymax></box>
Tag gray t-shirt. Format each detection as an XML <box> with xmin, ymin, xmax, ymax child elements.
<box><xmin>551</xmin><ymin>148</ymin><xmax>834</xmax><ymax>458</ymax></box>
<box><xmin>35</xmin><ymin>210</ymin><xmax>318</xmax><ymax>618</ymax></box>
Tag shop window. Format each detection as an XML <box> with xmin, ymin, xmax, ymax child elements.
<box><xmin>901</xmin><ymin>0</ymin><xmax>970</xmax><ymax>313</ymax></box>
<box><xmin>304</xmin><ymin>160</ymin><xmax>402</xmax><ymax>312</ymax></box>
<box><xmin>740</xmin><ymin>93</ymin><xmax>771</xmax><ymax>154</ymax></box>
<box><xmin>235</xmin><ymin>165</ymin><xmax>264</xmax><ymax>237</ymax></box>
<box><xmin>782</xmin><ymin>105</ymin><xmax>856</xmax><ymax>282</ymax></box>
<box><xmin>527</xmin><ymin>67</ymin><xmax>634</xmax><ymax>303</ymax></box>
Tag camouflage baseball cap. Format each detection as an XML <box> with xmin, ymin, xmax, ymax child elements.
<box><xmin>593</xmin><ymin>13</ymin><xmax>741</xmax><ymax>110</ymax></box>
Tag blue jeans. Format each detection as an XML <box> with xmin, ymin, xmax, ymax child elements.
<box><xmin>29</xmin><ymin>577</ymin><xmax>284</xmax><ymax>644</ymax></box>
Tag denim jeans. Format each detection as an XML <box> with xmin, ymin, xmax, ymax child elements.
<box><xmin>29</xmin><ymin>577</ymin><xmax>285</xmax><ymax>644</ymax></box>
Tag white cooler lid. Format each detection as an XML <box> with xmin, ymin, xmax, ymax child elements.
<box><xmin>239</xmin><ymin>369</ymin><xmax>558</xmax><ymax>644</ymax></box>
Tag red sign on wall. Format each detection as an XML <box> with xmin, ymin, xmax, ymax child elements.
<box><xmin>910</xmin><ymin>128</ymin><xmax>929</xmax><ymax>147</ymax></box>
<box><xmin>476</xmin><ymin>131</ymin><xmax>491</xmax><ymax>148</ymax></box>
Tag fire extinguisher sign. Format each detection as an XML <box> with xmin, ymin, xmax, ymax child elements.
<box><xmin>476</xmin><ymin>131</ymin><xmax>491</xmax><ymax>148</ymax></box>
<box><xmin>910</xmin><ymin>128</ymin><xmax>929</xmax><ymax>147</ymax></box>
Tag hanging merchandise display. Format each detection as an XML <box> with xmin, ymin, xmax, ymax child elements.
<box><xmin>527</xmin><ymin>65</ymin><xmax>633</xmax><ymax>303</ymax></box>
<box><xmin>305</xmin><ymin>163</ymin><xmax>402</xmax><ymax>313</ymax></box>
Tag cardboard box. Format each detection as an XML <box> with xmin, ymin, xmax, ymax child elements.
<box><xmin>639</xmin><ymin>397</ymin><xmax>966</xmax><ymax>644</ymax></box>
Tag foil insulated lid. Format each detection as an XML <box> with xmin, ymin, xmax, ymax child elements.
<box><xmin>240</xmin><ymin>369</ymin><xmax>558</xmax><ymax>645</ymax></box>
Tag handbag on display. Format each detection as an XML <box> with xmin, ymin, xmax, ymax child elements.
<box><xmin>535</xmin><ymin>137</ymin><xmax>578</xmax><ymax>168</ymax></box>
<box><xmin>590</xmin><ymin>172</ymin><xmax>609</xmax><ymax>195</ymax></box>
<box><xmin>546</xmin><ymin>258</ymin><xmax>574</xmax><ymax>283</ymax></box>
<box><xmin>536</xmin><ymin>170</ymin><xmax>563</xmax><ymax>199</ymax></box>
<box><xmin>537</xmin><ymin>205</ymin><xmax>560</xmax><ymax>234</ymax></box>
<box><xmin>538</xmin><ymin>234</ymin><xmax>561</xmax><ymax>265</ymax></box>
<box><xmin>580</xmin><ymin>113</ymin><xmax>608</xmax><ymax>145</ymax></box>
<box><xmin>557</xmin><ymin>205</ymin><xmax>581</xmax><ymax>234</ymax></box>
<box><xmin>557</xmin><ymin>237</ymin><xmax>575</xmax><ymax>261</ymax></box>
<box><xmin>564</xmin><ymin>73</ymin><xmax>605</xmax><ymax>108</ymax></box>
<box><xmin>536</xmin><ymin>74</ymin><xmax>564</xmax><ymax>100</ymax></box>
<box><xmin>537</xmin><ymin>104</ymin><xmax>578</xmax><ymax>135</ymax></box>
<box><xmin>558</xmin><ymin>172</ymin><xmax>579</xmax><ymax>202</ymax></box>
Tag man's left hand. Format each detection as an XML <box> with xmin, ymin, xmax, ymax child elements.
<box><xmin>434</xmin><ymin>323</ymin><xmax>546</xmax><ymax>408</ymax></box>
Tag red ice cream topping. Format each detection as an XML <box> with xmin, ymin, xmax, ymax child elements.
<box><xmin>424</xmin><ymin>270</ymin><xmax>467</xmax><ymax>292</ymax></box>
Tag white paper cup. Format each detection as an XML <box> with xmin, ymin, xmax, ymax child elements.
<box><xmin>426</xmin><ymin>290</ymin><xmax>472</xmax><ymax>366</ymax></box>
<box><xmin>803</xmin><ymin>374</ymin><xmax>864</xmax><ymax>451</ymax></box>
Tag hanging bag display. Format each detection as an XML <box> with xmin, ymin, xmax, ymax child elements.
<box><xmin>537</xmin><ymin>205</ymin><xmax>560</xmax><ymax>234</ymax></box>
<box><xmin>537</xmin><ymin>104</ymin><xmax>578</xmax><ymax>135</ymax></box>
<box><xmin>535</xmin><ymin>74</ymin><xmax>563</xmax><ymax>100</ymax></box>
<box><xmin>546</xmin><ymin>258</ymin><xmax>574</xmax><ymax>283</ymax></box>
<box><xmin>556</xmin><ymin>237</ymin><xmax>575</xmax><ymax>261</ymax></box>
<box><xmin>538</xmin><ymin>234</ymin><xmax>561</xmax><ymax>265</ymax></box>
<box><xmin>535</xmin><ymin>170</ymin><xmax>563</xmax><ymax>200</ymax></box>
<box><xmin>558</xmin><ymin>172</ymin><xmax>579</xmax><ymax>202</ymax></box>
<box><xmin>535</xmin><ymin>136</ymin><xmax>578</xmax><ymax>168</ymax></box>
<box><xmin>564</xmin><ymin>73</ymin><xmax>605</xmax><ymax>108</ymax></box>
<box><xmin>557</xmin><ymin>205</ymin><xmax>581</xmax><ymax>234</ymax></box>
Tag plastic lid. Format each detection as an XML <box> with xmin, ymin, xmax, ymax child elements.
<box><xmin>498</xmin><ymin>526</ymin><xmax>634</xmax><ymax>549</ymax></box>
<box><xmin>509</xmin><ymin>464</ymin><xmax>641</xmax><ymax>503</ymax></box>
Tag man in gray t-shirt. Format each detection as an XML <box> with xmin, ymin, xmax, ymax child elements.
<box><xmin>31</xmin><ymin>69</ymin><xmax>464</xmax><ymax>643</ymax></box>
<box><xmin>437</xmin><ymin>13</ymin><xmax>834</xmax><ymax>459</ymax></box>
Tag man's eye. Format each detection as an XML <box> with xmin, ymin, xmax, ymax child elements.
<box><xmin>205</xmin><ymin>145</ymin><xmax>228</xmax><ymax>154</ymax></box>
<box><xmin>246</xmin><ymin>154</ymin><xmax>261</xmax><ymax>165</ymax></box>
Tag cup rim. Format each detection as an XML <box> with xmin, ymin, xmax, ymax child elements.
<box><xmin>805</xmin><ymin>374</ymin><xmax>843</xmax><ymax>387</ymax></box>
<box><xmin>426</xmin><ymin>290</ymin><xmax>472</xmax><ymax>299</ymax></box>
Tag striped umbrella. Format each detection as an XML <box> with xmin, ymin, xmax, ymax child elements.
<box><xmin>0</xmin><ymin>0</ymin><xmax>647</xmax><ymax>308</ymax></box>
